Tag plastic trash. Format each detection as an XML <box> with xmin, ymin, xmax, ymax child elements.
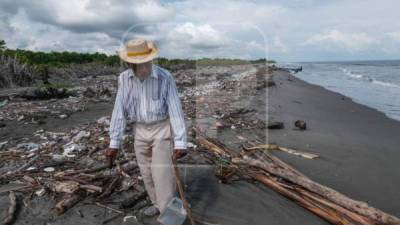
<box><xmin>0</xmin><ymin>99</ymin><xmax>7</xmax><ymax>107</ymax></box>
<box><xmin>157</xmin><ymin>197</ymin><xmax>187</xmax><ymax>225</ymax></box>
<box><xmin>16</xmin><ymin>142</ymin><xmax>40</xmax><ymax>152</ymax></box>
<box><xmin>0</xmin><ymin>141</ymin><xmax>8</xmax><ymax>149</ymax></box>
<box><xmin>62</xmin><ymin>142</ymin><xmax>86</xmax><ymax>157</ymax></box>
<box><xmin>71</xmin><ymin>131</ymin><xmax>90</xmax><ymax>143</ymax></box>
<box><xmin>44</xmin><ymin>167</ymin><xmax>55</xmax><ymax>172</ymax></box>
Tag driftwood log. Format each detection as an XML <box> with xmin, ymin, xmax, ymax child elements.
<box><xmin>49</xmin><ymin>160</ymin><xmax>137</xmax><ymax>215</ymax></box>
<box><xmin>55</xmin><ymin>160</ymin><xmax>130</xmax><ymax>177</ymax></box>
<box><xmin>2</xmin><ymin>191</ymin><xmax>17</xmax><ymax>225</ymax></box>
<box><xmin>234</xmin><ymin>156</ymin><xmax>400</xmax><ymax>225</ymax></box>
<box><xmin>55</xmin><ymin>193</ymin><xmax>82</xmax><ymax>215</ymax></box>
<box><xmin>97</xmin><ymin>176</ymin><xmax>120</xmax><ymax>199</ymax></box>
<box><xmin>121</xmin><ymin>191</ymin><xmax>147</xmax><ymax>209</ymax></box>
<box><xmin>246</xmin><ymin>144</ymin><xmax>319</xmax><ymax>159</ymax></box>
<box><xmin>0</xmin><ymin>153</ymin><xmax>41</xmax><ymax>180</ymax></box>
<box><xmin>193</xmin><ymin>129</ymin><xmax>400</xmax><ymax>225</ymax></box>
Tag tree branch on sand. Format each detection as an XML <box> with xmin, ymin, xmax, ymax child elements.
<box><xmin>193</xmin><ymin>128</ymin><xmax>400</xmax><ymax>225</ymax></box>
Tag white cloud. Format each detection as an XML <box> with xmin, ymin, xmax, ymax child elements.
<box><xmin>2</xmin><ymin>9</ymin><xmax>118</xmax><ymax>53</ymax></box>
<box><xmin>173</xmin><ymin>0</ymin><xmax>285</xmax><ymax>24</ymax></box>
<box><xmin>133</xmin><ymin>0</ymin><xmax>175</xmax><ymax>22</ymax></box>
<box><xmin>302</xmin><ymin>30</ymin><xmax>377</xmax><ymax>52</ymax></box>
<box><xmin>0</xmin><ymin>0</ymin><xmax>175</xmax><ymax>36</ymax></box>
<box><xmin>166</xmin><ymin>23</ymin><xmax>229</xmax><ymax>50</ymax></box>
<box><xmin>388</xmin><ymin>32</ymin><xmax>400</xmax><ymax>42</ymax></box>
<box><xmin>271</xmin><ymin>36</ymin><xmax>289</xmax><ymax>53</ymax></box>
<box><xmin>155</xmin><ymin>22</ymin><xmax>267</xmax><ymax>59</ymax></box>
<box><xmin>1</xmin><ymin>0</ymin><xmax>400</xmax><ymax>61</ymax></box>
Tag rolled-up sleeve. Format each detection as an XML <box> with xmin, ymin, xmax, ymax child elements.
<box><xmin>108</xmin><ymin>73</ymin><xmax>127</xmax><ymax>149</ymax></box>
<box><xmin>166</xmin><ymin>74</ymin><xmax>187</xmax><ymax>150</ymax></box>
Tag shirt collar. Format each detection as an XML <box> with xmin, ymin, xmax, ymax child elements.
<box><xmin>128</xmin><ymin>63</ymin><xmax>158</xmax><ymax>79</ymax></box>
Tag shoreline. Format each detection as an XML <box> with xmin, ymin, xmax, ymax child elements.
<box><xmin>291</xmin><ymin>70</ymin><xmax>400</xmax><ymax>123</ymax></box>
<box><xmin>267</xmin><ymin>69</ymin><xmax>400</xmax><ymax>218</ymax></box>
<box><xmin>291</xmin><ymin>71</ymin><xmax>400</xmax><ymax>122</ymax></box>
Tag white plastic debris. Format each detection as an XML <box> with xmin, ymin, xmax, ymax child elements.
<box><xmin>37</xmin><ymin>129</ymin><xmax>45</xmax><ymax>133</ymax></box>
<box><xmin>71</xmin><ymin>131</ymin><xmax>90</xmax><ymax>143</ymax></box>
<box><xmin>0</xmin><ymin>141</ymin><xmax>8</xmax><ymax>149</ymax></box>
<box><xmin>44</xmin><ymin>141</ymin><xmax>57</xmax><ymax>147</ymax></box>
<box><xmin>62</xmin><ymin>142</ymin><xmax>87</xmax><ymax>157</ymax></box>
<box><xmin>123</xmin><ymin>216</ymin><xmax>137</xmax><ymax>223</ymax></box>
<box><xmin>187</xmin><ymin>142</ymin><xmax>197</xmax><ymax>149</ymax></box>
<box><xmin>236</xmin><ymin>135</ymin><xmax>246</xmax><ymax>141</ymax></box>
<box><xmin>26</xmin><ymin>166</ymin><xmax>36</xmax><ymax>171</ymax></box>
<box><xmin>67</xmin><ymin>96</ymin><xmax>80</xmax><ymax>103</ymax></box>
<box><xmin>59</xmin><ymin>114</ymin><xmax>68</xmax><ymax>119</ymax></box>
<box><xmin>44</xmin><ymin>167</ymin><xmax>55</xmax><ymax>172</ymax></box>
<box><xmin>121</xmin><ymin>178</ymin><xmax>135</xmax><ymax>191</ymax></box>
<box><xmin>16</xmin><ymin>142</ymin><xmax>40</xmax><ymax>152</ymax></box>
<box><xmin>97</xmin><ymin>116</ymin><xmax>110</xmax><ymax>126</ymax></box>
<box><xmin>35</xmin><ymin>188</ymin><xmax>46</xmax><ymax>197</ymax></box>
<box><xmin>27</xmin><ymin>152</ymin><xmax>36</xmax><ymax>158</ymax></box>
<box><xmin>52</xmin><ymin>154</ymin><xmax>65</xmax><ymax>162</ymax></box>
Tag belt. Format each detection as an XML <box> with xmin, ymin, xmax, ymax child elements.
<box><xmin>135</xmin><ymin>118</ymin><xmax>169</xmax><ymax>126</ymax></box>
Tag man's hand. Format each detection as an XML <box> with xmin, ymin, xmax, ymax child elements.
<box><xmin>105</xmin><ymin>148</ymin><xmax>119</xmax><ymax>168</ymax></box>
<box><xmin>172</xmin><ymin>149</ymin><xmax>187</xmax><ymax>161</ymax></box>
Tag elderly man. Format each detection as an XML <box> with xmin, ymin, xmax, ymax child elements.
<box><xmin>105</xmin><ymin>39</ymin><xmax>187</xmax><ymax>217</ymax></box>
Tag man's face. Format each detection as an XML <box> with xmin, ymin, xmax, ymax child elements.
<box><xmin>133</xmin><ymin>61</ymin><xmax>152</xmax><ymax>80</ymax></box>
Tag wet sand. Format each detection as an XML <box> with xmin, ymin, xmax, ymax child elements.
<box><xmin>268</xmin><ymin>70</ymin><xmax>400</xmax><ymax>217</ymax></box>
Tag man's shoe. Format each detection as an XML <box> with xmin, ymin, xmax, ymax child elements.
<box><xmin>142</xmin><ymin>205</ymin><xmax>160</xmax><ymax>217</ymax></box>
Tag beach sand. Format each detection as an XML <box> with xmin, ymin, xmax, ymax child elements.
<box><xmin>183</xmin><ymin>69</ymin><xmax>400</xmax><ymax>225</ymax></box>
<box><xmin>1</xmin><ymin>66</ymin><xmax>399</xmax><ymax>225</ymax></box>
<box><xmin>268</xmin><ymin>70</ymin><xmax>400</xmax><ymax>217</ymax></box>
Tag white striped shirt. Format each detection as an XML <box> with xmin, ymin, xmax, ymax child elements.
<box><xmin>108</xmin><ymin>64</ymin><xmax>187</xmax><ymax>150</ymax></box>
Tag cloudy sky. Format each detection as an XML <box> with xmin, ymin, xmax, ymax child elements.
<box><xmin>1</xmin><ymin>0</ymin><xmax>400</xmax><ymax>62</ymax></box>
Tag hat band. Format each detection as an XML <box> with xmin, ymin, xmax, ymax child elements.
<box><xmin>127</xmin><ymin>49</ymin><xmax>152</xmax><ymax>57</ymax></box>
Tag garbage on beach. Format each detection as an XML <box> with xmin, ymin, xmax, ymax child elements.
<box><xmin>62</xmin><ymin>142</ymin><xmax>86</xmax><ymax>157</ymax></box>
<box><xmin>16</xmin><ymin>142</ymin><xmax>40</xmax><ymax>152</ymax></box>
<box><xmin>157</xmin><ymin>197</ymin><xmax>187</xmax><ymax>225</ymax></box>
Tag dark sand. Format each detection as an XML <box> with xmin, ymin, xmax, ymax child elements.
<box><xmin>1</xmin><ymin>67</ymin><xmax>400</xmax><ymax>225</ymax></box>
<box><xmin>267</xmin><ymin>70</ymin><xmax>400</xmax><ymax>216</ymax></box>
<box><xmin>184</xmin><ymin>69</ymin><xmax>400</xmax><ymax>225</ymax></box>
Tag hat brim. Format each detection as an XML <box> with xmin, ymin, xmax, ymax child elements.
<box><xmin>118</xmin><ymin>42</ymin><xmax>158</xmax><ymax>64</ymax></box>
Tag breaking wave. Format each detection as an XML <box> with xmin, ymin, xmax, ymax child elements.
<box><xmin>340</xmin><ymin>67</ymin><xmax>400</xmax><ymax>89</ymax></box>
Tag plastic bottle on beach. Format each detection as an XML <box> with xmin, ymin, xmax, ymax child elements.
<box><xmin>157</xmin><ymin>197</ymin><xmax>187</xmax><ymax>225</ymax></box>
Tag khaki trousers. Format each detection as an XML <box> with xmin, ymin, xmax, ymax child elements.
<box><xmin>134</xmin><ymin>119</ymin><xmax>176</xmax><ymax>213</ymax></box>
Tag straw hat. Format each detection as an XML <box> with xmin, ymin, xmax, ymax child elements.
<box><xmin>118</xmin><ymin>39</ymin><xmax>158</xmax><ymax>64</ymax></box>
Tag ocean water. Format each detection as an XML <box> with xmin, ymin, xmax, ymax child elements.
<box><xmin>282</xmin><ymin>60</ymin><xmax>400</xmax><ymax>121</ymax></box>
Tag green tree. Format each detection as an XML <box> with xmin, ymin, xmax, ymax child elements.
<box><xmin>35</xmin><ymin>64</ymin><xmax>50</xmax><ymax>85</ymax></box>
<box><xmin>0</xmin><ymin>40</ymin><xmax>6</xmax><ymax>50</ymax></box>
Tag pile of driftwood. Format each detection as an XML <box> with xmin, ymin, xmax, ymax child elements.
<box><xmin>2</xmin><ymin>123</ymin><xmax>399</xmax><ymax>225</ymax></box>
<box><xmin>0</xmin><ymin>157</ymin><xmax>144</xmax><ymax>224</ymax></box>
<box><xmin>193</xmin><ymin>129</ymin><xmax>400</xmax><ymax>225</ymax></box>
<box><xmin>0</xmin><ymin>121</ymin><xmax>148</xmax><ymax>224</ymax></box>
